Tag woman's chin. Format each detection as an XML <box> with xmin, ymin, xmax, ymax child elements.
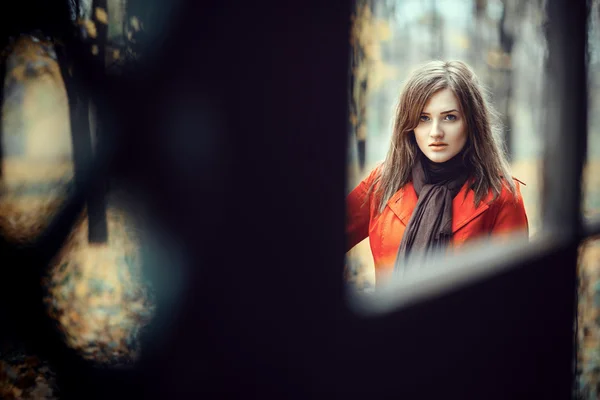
<box><xmin>423</xmin><ymin>150</ymin><xmax>455</xmax><ymax>163</ymax></box>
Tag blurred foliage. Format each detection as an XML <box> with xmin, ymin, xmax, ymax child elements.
<box><xmin>577</xmin><ymin>238</ymin><xmax>600</xmax><ymax>400</ymax></box>
<box><xmin>42</xmin><ymin>204</ymin><xmax>155</xmax><ymax>367</ymax></box>
<box><xmin>0</xmin><ymin>0</ymin><xmax>158</xmax><ymax>394</ymax></box>
<box><xmin>0</xmin><ymin>348</ymin><xmax>59</xmax><ymax>400</ymax></box>
<box><xmin>577</xmin><ymin>0</ymin><xmax>600</xmax><ymax>398</ymax></box>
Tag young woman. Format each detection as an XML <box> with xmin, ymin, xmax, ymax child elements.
<box><xmin>346</xmin><ymin>60</ymin><xmax>529</xmax><ymax>286</ymax></box>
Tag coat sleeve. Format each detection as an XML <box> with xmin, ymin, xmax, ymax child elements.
<box><xmin>346</xmin><ymin>167</ymin><xmax>380</xmax><ymax>252</ymax></box>
<box><xmin>490</xmin><ymin>180</ymin><xmax>529</xmax><ymax>240</ymax></box>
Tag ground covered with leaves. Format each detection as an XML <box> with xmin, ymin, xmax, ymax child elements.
<box><xmin>0</xmin><ymin>341</ymin><xmax>59</xmax><ymax>400</ymax></box>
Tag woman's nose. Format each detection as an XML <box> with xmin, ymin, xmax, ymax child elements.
<box><xmin>430</xmin><ymin>120</ymin><xmax>444</xmax><ymax>138</ymax></box>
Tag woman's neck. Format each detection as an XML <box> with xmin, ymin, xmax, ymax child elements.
<box><xmin>418</xmin><ymin>148</ymin><xmax>469</xmax><ymax>185</ymax></box>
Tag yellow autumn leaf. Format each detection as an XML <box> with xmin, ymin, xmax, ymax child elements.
<box><xmin>373</xmin><ymin>20</ymin><xmax>392</xmax><ymax>41</ymax></box>
<box><xmin>95</xmin><ymin>7</ymin><xmax>108</xmax><ymax>24</ymax></box>
<box><xmin>357</xmin><ymin>124</ymin><xmax>367</xmax><ymax>141</ymax></box>
<box><xmin>79</xmin><ymin>19</ymin><xmax>98</xmax><ymax>39</ymax></box>
<box><xmin>368</xmin><ymin>62</ymin><xmax>400</xmax><ymax>92</ymax></box>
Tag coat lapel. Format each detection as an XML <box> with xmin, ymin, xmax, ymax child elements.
<box><xmin>387</xmin><ymin>182</ymin><xmax>417</xmax><ymax>225</ymax></box>
<box><xmin>386</xmin><ymin>181</ymin><xmax>491</xmax><ymax>233</ymax></box>
<box><xmin>451</xmin><ymin>182</ymin><xmax>491</xmax><ymax>233</ymax></box>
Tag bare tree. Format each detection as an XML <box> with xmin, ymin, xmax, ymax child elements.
<box><xmin>349</xmin><ymin>0</ymin><xmax>377</xmax><ymax>174</ymax></box>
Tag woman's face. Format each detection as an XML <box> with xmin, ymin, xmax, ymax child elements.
<box><xmin>413</xmin><ymin>88</ymin><xmax>468</xmax><ymax>163</ymax></box>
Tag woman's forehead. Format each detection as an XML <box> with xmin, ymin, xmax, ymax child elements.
<box><xmin>421</xmin><ymin>88</ymin><xmax>460</xmax><ymax>113</ymax></box>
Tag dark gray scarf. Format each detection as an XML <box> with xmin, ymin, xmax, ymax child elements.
<box><xmin>393</xmin><ymin>150</ymin><xmax>470</xmax><ymax>273</ymax></box>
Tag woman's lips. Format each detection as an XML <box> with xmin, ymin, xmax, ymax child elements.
<box><xmin>429</xmin><ymin>143</ymin><xmax>448</xmax><ymax>151</ymax></box>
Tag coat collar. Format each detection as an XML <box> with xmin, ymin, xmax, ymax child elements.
<box><xmin>386</xmin><ymin>180</ymin><xmax>491</xmax><ymax>233</ymax></box>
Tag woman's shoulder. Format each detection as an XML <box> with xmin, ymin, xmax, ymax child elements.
<box><xmin>497</xmin><ymin>176</ymin><xmax>526</xmax><ymax>205</ymax></box>
<box><xmin>360</xmin><ymin>162</ymin><xmax>385</xmax><ymax>185</ymax></box>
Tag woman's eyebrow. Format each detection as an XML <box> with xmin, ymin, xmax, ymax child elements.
<box><xmin>421</xmin><ymin>109</ymin><xmax>459</xmax><ymax>115</ymax></box>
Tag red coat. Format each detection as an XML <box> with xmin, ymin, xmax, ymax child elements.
<box><xmin>346</xmin><ymin>166</ymin><xmax>529</xmax><ymax>285</ymax></box>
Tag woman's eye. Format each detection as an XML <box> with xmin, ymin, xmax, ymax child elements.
<box><xmin>445</xmin><ymin>114</ymin><xmax>457</xmax><ymax>121</ymax></box>
<box><xmin>419</xmin><ymin>115</ymin><xmax>430</xmax><ymax>122</ymax></box>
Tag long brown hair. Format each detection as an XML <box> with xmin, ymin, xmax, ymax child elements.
<box><xmin>369</xmin><ymin>60</ymin><xmax>515</xmax><ymax>213</ymax></box>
